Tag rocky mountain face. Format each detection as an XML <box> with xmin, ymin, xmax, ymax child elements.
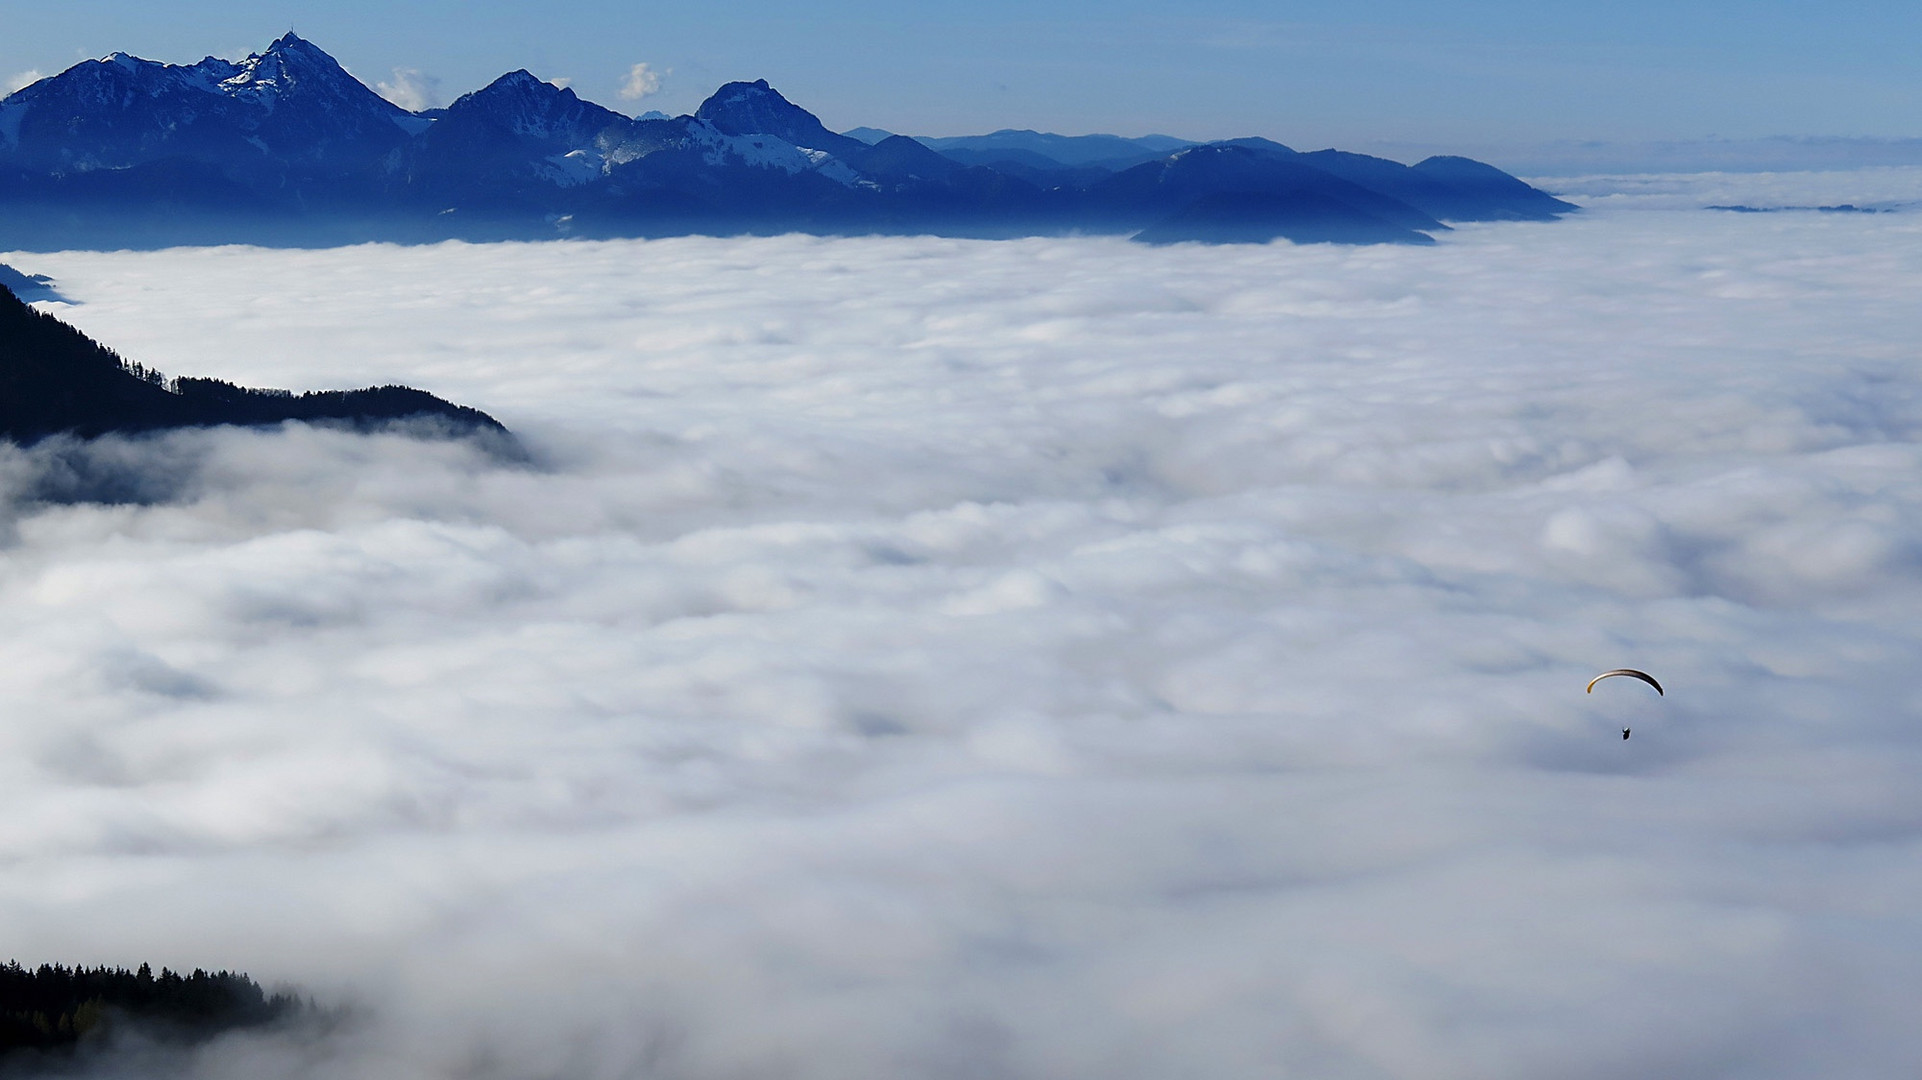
<box><xmin>0</xmin><ymin>35</ymin><xmax>1574</xmax><ymax>248</ymax></box>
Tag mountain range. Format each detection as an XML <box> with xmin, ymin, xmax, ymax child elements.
<box><xmin>0</xmin><ymin>34</ymin><xmax>1574</xmax><ymax>248</ymax></box>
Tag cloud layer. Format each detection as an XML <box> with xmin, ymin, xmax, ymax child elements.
<box><xmin>5</xmin><ymin>181</ymin><xmax>1922</xmax><ymax>1077</ymax></box>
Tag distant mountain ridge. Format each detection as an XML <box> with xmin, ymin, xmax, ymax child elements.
<box><xmin>918</xmin><ymin>130</ymin><xmax>1194</xmax><ymax>170</ymax></box>
<box><xmin>0</xmin><ymin>34</ymin><xmax>1574</xmax><ymax>248</ymax></box>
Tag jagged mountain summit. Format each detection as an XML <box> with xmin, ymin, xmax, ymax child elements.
<box><xmin>0</xmin><ymin>33</ymin><xmax>418</xmax><ymax>176</ymax></box>
<box><xmin>0</xmin><ymin>35</ymin><xmax>1573</xmax><ymax>248</ymax></box>
<box><xmin>697</xmin><ymin>79</ymin><xmax>871</xmax><ymax>159</ymax></box>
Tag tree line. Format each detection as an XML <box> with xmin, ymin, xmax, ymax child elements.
<box><xmin>0</xmin><ymin>961</ymin><xmax>300</xmax><ymax>1054</ymax></box>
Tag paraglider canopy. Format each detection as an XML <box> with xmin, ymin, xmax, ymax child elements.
<box><xmin>1587</xmin><ymin>669</ymin><xmax>1663</xmax><ymax>696</ymax></box>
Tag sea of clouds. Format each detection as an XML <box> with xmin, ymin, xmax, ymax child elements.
<box><xmin>4</xmin><ymin>170</ymin><xmax>1922</xmax><ymax>1078</ymax></box>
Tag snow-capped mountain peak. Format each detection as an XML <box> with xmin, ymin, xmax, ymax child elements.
<box><xmin>0</xmin><ymin>33</ymin><xmax>412</xmax><ymax>170</ymax></box>
<box><xmin>210</xmin><ymin>32</ymin><xmax>394</xmax><ymax>112</ymax></box>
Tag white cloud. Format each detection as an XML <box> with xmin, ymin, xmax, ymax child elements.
<box><xmin>619</xmin><ymin>61</ymin><xmax>665</xmax><ymax>101</ymax></box>
<box><xmin>374</xmin><ymin>66</ymin><xmax>440</xmax><ymax>112</ymax></box>
<box><xmin>7</xmin><ymin>178</ymin><xmax>1922</xmax><ymax>1076</ymax></box>
<box><xmin>5</xmin><ymin>69</ymin><xmax>44</xmax><ymax>94</ymax></box>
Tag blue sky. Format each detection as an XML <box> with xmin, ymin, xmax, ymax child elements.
<box><xmin>4</xmin><ymin>0</ymin><xmax>1920</xmax><ymax>149</ymax></box>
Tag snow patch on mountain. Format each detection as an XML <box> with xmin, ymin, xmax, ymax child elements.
<box><xmin>686</xmin><ymin>120</ymin><xmax>860</xmax><ymax>184</ymax></box>
<box><xmin>801</xmin><ymin>148</ymin><xmax>863</xmax><ymax>186</ymax></box>
<box><xmin>218</xmin><ymin>55</ymin><xmax>289</xmax><ymax>109</ymax></box>
<box><xmin>539</xmin><ymin>149</ymin><xmax>605</xmax><ymax>187</ymax></box>
<box><xmin>692</xmin><ymin>121</ymin><xmax>802</xmax><ymax>171</ymax></box>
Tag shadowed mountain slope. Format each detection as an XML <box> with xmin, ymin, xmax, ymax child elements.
<box><xmin>0</xmin><ymin>34</ymin><xmax>415</xmax><ymax>179</ymax></box>
<box><xmin>0</xmin><ymin>283</ymin><xmax>507</xmax><ymax>444</ymax></box>
<box><xmin>696</xmin><ymin>79</ymin><xmax>871</xmax><ymax>159</ymax></box>
<box><xmin>1090</xmin><ymin>143</ymin><xmax>1447</xmax><ymax>243</ymax></box>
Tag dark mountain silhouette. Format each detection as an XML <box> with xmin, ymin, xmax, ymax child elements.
<box><xmin>851</xmin><ymin>135</ymin><xmax>969</xmax><ymax>184</ymax></box>
<box><xmin>0</xmin><ymin>35</ymin><xmax>1575</xmax><ymax>248</ymax></box>
<box><xmin>921</xmin><ymin>146</ymin><xmax>1116</xmax><ymax>189</ymax></box>
<box><xmin>1297</xmin><ymin>149</ymin><xmax>1568</xmax><ymax>221</ymax></box>
<box><xmin>1405</xmin><ymin>155</ymin><xmax>1575</xmax><ymax>221</ymax></box>
<box><xmin>1084</xmin><ymin>143</ymin><xmax>1447</xmax><ymax>242</ymax></box>
<box><xmin>0</xmin><ymin>282</ymin><xmax>507</xmax><ymax>444</ymax></box>
<box><xmin>918</xmin><ymin>129</ymin><xmax>1192</xmax><ymax>170</ymax></box>
<box><xmin>696</xmin><ymin>79</ymin><xmax>871</xmax><ymax>160</ymax></box>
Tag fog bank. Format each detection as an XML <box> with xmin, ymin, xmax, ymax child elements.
<box><xmin>5</xmin><ymin>184</ymin><xmax>1922</xmax><ymax>1077</ymax></box>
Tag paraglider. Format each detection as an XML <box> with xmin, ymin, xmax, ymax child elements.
<box><xmin>1586</xmin><ymin>669</ymin><xmax>1663</xmax><ymax>696</ymax></box>
<box><xmin>1587</xmin><ymin>669</ymin><xmax>1662</xmax><ymax>740</ymax></box>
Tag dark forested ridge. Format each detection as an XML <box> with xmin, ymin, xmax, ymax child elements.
<box><xmin>0</xmin><ymin>961</ymin><xmax>299</xmax><ymax>1056</ymax></box>
<box><xmin>0</xmin><ymin>281</ymin><xmax>506</xmax><ymax>444</ymax></box>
